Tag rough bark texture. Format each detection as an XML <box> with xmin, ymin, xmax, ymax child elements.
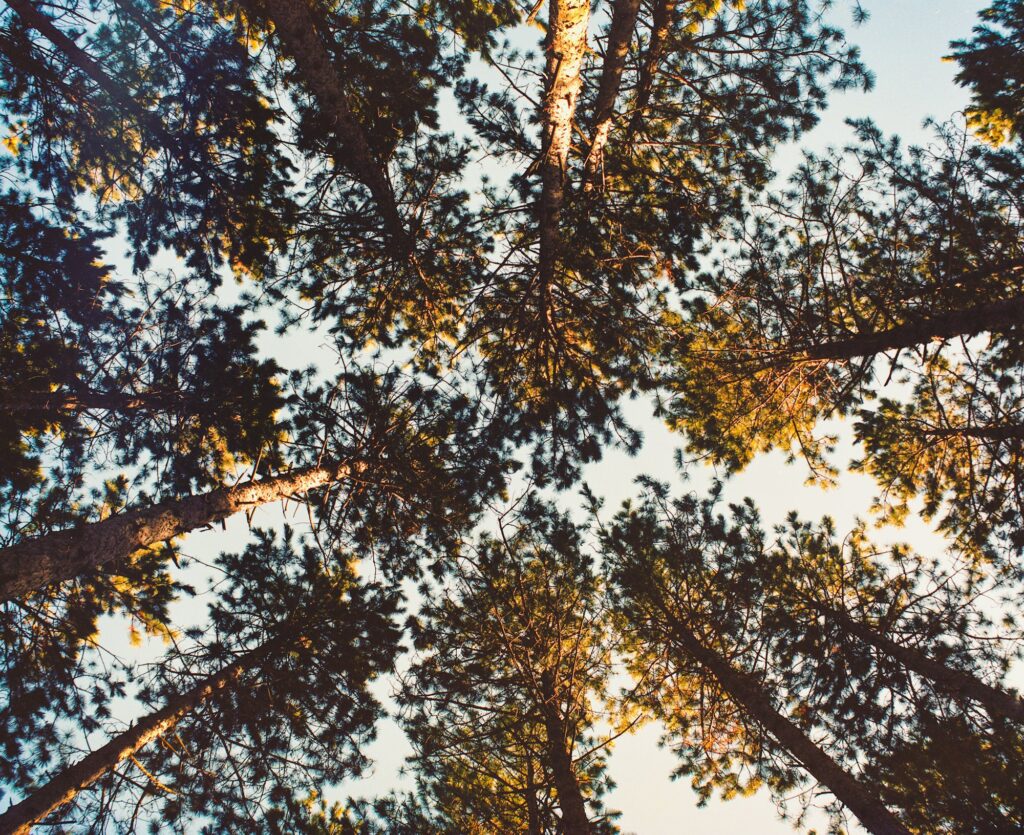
<box><xmin>628</xmin><ymin>0</ymin><xmax>675</xmax><ymax>133</ymax></box>
<box><xmin>0</xmin><ymin>647</ymin><xmax>266</xmax><ymax>835</ymax></box>
<box><xmin>821</xmin><ymin>606</ymin><xmax>1024</xmax><ymax>724</ymax></box>
<box><xmin>250</xmin><ymin>0</ymin><xmax>408</xmax><ymax>247</ymax></box>
<box><xmin>539</xmin><ymin>671</ymin><xmax>592</xmax><ymax>835</ymax></box>
<box><xmin>538</xmin><ymin>0</ymin><xmax>591</xmax><ymax>286</ymax></box>
<box><xmin>582</xmin><ymin>0</ymin><xmax>642</xmax><ymax>190</ymax></box>
<box><xmin>0</xmin><ymin>464</ymin><xmax>346</xmax><ymax>600</ymax></box>
<box><xmin>672</xmin><ymin>623</ymin><xmax>911</xmax><ymax>835</ymax></box>
<box><xmin>802</xmin><ymin>295</ymin><xmax>1024</xmax><ymax>361</ymax></box>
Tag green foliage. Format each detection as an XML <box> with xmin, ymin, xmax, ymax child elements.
<box><xmin>400</xmin><ymin>499</ymin><xmax>620</xmax><ymax>833</ymax></box>
<box><xmin>662</xmin><ymin>119</ymin><xmax>1024</xmax><ymax>481</ymax></box>
<box><xmin>2</xmin><ymin>0</ymin><xmax>1023</xmax><ymax>831</ymax></box>
<box><xmin>35</xmin><ymin>528</ymin><xmax>402</xmax><ymax>833</ymax></box>
<box><xmin>951</xmin><ymin>0</ymin><xmax>1024</xmax><ymax>146</ymax></box>
<box><xmin>601</xmin><ymin>480</ymin><xmax>1024</xmax><ymax>832</ymax></box>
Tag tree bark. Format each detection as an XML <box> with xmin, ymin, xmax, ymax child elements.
<box><xmin>249</xmin><ymin>0</ymin><xmax>408</xmax><ymax>249</ymax></box>
<box><xmin>538</xmin><ymin>0</ymin><xmax>591</xmax><ymax>287</ymax></box>
<box><xmin>800</xmin><ymin>295</ymin><xmax>1024</xmax><ymax>362</ymax></box>
<box><xmin>670</xmin><ymin>622</ymin><xmax>911</xmax><ymax>835</ymax></box>
<box><xmin>920</xmin><ymin>424</ymin><xmax>1024</xmax><ymax>443</ymax></box>
<box><xmin>818</xmin><ymin>605</ymin><xmax>1024</xmax><ymax>725</ymax></box>
<box><xmin>0</xmin><ymin>645</ymin><xmax>269</xmax><ymax>835</ymax></box>
<box><xmin>3</xmin><ymin>0</ymin><xmax>175</xmax><ymax>145</ymax></box>
<box><xmin>539</xmin><ymin>671</ymin><xmax>591</xmax><ymax>835</ymax></box>
<box><xmin>627</xmin><ymin>0</ymin><xmax>676</xmax><ymax>134</ymax></box>
<box><xmin>582</xmin><ymin>0</ymin><xmax>641</xmax><ymax>191</ymax></box>
<box><xmin>0</xmin><ymin>463</ymin><xmax>347</xmax><ymax>600</ymax></box>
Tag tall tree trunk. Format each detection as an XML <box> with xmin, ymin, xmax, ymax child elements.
<box><xmin>818</xmin><ymin>605</ymin><xmax>1024</xmax><ymax>724</ymax></box>
<box><xmin>248</xmin><ymin>0</ymin><xmax>408</xmax><ymax>249</ymax></box>
<box><xmin>799</xmin><ymin>295</ymin><xmax>1024</xmax><ymax>362</ymax></box>
<box><xmin>627</xmin><ymin>0</ymin><xmax>676</xmax><ymax>134</ymax></box>
<box><xmin>0</xmin><ymin>464</ymin><xmax>347</xmax><ymax>600</ymax></box>
<box><xmin>538</xmin><ymin>0</ymin><xmax>591</xmax><ymax>287</ymax></box>
<box><xmin>4</xmin><ymin>0</ymin><xmax>174</xmax><ymax>145</ymax></box>
<box><xmin>0</xmin><ymin>388</ymin><xmax>184</xmax><ymax>417</ymax></box>
<box><xmin>582</xmin><ymin>0</ymin><xmax>642</xmax><ymax>191</ymax></box>
<box><xmin>921</xmin><ymin>424</ymin><xmax>1024</xmax><ymax>442</ymax></box>
<box><xmin>539</xmin><ymin>671</ymin><xmax>591</xmax><ymax>835</ymax></box>
<box><xmin>669</xmin><ymin>622</ymin><xmax>911</xmax><ymax>835</ymax></box>
<box><xmin>0</xmin><ymin>644</ymin><xmax>269</xmax><ymax>834</ymax></box>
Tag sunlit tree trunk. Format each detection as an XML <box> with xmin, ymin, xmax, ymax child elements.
<box><xmin>1</xmin><ymin>388</ymin><xmax>184</xmax><ymax>416</ymax></box>
<box><xmin>582</xmin><ymin>0</ymin><xmax>641</xmax><ymax>190</ymax></box>
<box><xmin>0</xmin><ymin>464</ymin><xmax>348</xmax><ymax>599</ymax></box>
<box><xmin>920</xmin><ymin>424</ymin><xmax>1024</xmax><ymax>442</ymax></box>
<box><xmin>0</xmin><ymin>645</ymin><xmax>268</xmax><ymax>834</ymax></box>
<box><xmin>800</xmin><ymin>295</ymin><xmax>1024</xmax><ymax>362</ymax></box>
<box><xmin>538</xmin><ymin>0</ymin><xmax>590</xmax><ymax>286</ymax></box>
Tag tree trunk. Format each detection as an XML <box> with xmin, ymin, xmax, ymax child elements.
<box><xmin>920</xmin><ymin>424</ymin><xmax>1024</xmax><ymax>443</ymax></box>
<box><xmin>250</xmin><ymin>0</ymin><xmax>408</xmax><ymax>249</ymax></box>
<box><xmin>539</xmin><ymin>671</ymin><xmax>591</xmax><ymax>835</ymax></box>
<box><xmin>582</xmin><ymin>0</ymin><xmax>641</xmax><ymax>190</ymax></box>
<box><xmin>4</xmin><ymin>0</ymin><xmax>174</xmax><ymax>145</ymax></box>
<box><xmin>670</xmin><ymin>622</ymin><xmax>911</xmax><ymax>835</ymax></box>
<box><xmin>0</xmin><ymin>645</ymin><xmax>267</xmax><ymax>834</ymax></box>
<box><xmin>538</xmin><ymin>0</ymin><xmax>591</xmax><ymax>287</ymax></box>
<box><xmin>627</xmin><ymin>0</ymin><xmax>676</xmax><ymax>134</ymax></box>
<box><xmin>0</xmin><ymin>463</ymin><xmax>347</xmax><ymax>600</ymax></box>
<box><xmin>524</xmin><ymin>757</ymin><xmax>543</xmax><ymax>835</ymax></box>
<box><xmin>820</xmin><ymin>605</ymin><xmax>1024</xmax><ymax>725</ymax></box>
<box><xmin>0</xmin><ymin>388</ymin><xmax>184</xmax><ymax>417</ymax></box>
<box><xmin>801</xmin><ymin>295</ymin><xmax>1024</xmax><ymax>362</ymax></box>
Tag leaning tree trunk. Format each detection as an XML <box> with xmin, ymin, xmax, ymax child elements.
<box><xmin>248</xmin><ymin>0</ymin><xmax>408</xmax><ymax>248</ymax></box>
<box><xmin>670</xmin><ymin>622</ymin><xmax>912</xmax><ymax>835</ymax></box>
<box><xmin>538</xmin><ymin>0</ymin><xmax>591</xmax><ymax>287</ymax></box>
<box><xmin>539</xmin><ymin>671</ymin><xmax>592</xmax><ymax>835</ymax></box>
<box><xmin>801</xmin><ymin>294</ymin><xmax>1024</xmax><ymax>362</ymax></box>
<box><xmin>0</xmin><ymin>388</ymin><xmax>184</xmax><ymax>417</ymax></box>
<box><xmin>0</xmin><ymin>463</ymin><xmax>348</xmax><ymax>600</ymax></box>
<box><xmin>4</xmin><ymin>0</ymin><xmax>175</xmax><ymax>146</ymax></box>
<box><xmin>0</xmin><ymin>643</ymin><xmax>271</xmax><ymax>835</ymax></box>
<box><xmin>582</xmin><ymin>0</ymin><xmax>642</xmax><ymax>190</ymax></box>
<box><xmin>819</xmin><ymin>605</ymin><xmax>1024</xmax><ymax>725</ymax></box>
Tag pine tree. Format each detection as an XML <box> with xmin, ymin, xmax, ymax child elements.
<box><xmin>0</xmin><ymin>528</ymin><xmax>400</xmax><ymax>833</ymax></box>
<box><xmin>400</xmin><ymin>499</ymin><xmax>620</xmax><ymax>834</ymax></box>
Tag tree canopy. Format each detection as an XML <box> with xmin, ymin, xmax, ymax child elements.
<box><xmin>1</xmin><ymin>0</ymin><xmax>1022</xmax><ymax>832</ymax></box>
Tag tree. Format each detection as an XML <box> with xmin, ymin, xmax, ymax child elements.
<box><xmin>950</xmin><ymin>0</ymin><xmax>1024</xmax><ymax>146</ymax></box>
<box><xmin>854</xmin><ymin>351</ymin><xmax>1024</xmax><ymax>564</ymax></box>
<box><xmin>661</xmin><ymin>119</ymin><xmax>1024</xmax><ymax>478</ymax></box>
<box><xmin>601</xmin><ymin>480</ymin><xmax>1024</xmax><ymax>832</ymax></box>
<box><xmin>0</xmin><ymin>528</ymin><xmax>400</xmax><ymax>833</ymax></box>
<box><xmin>459</xmin><ymin>0</ymin><xmax>870</xmax><ymax>486</ymax></box>
<box><xmin>601</xmin><ymin>483</ymin><xmax>913</xmax><ymax>834</ymax></box>
<box><xmin>400</xmin><ymin>499</ymin><xmax>621</xmax><ymax>834</ymax></box>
